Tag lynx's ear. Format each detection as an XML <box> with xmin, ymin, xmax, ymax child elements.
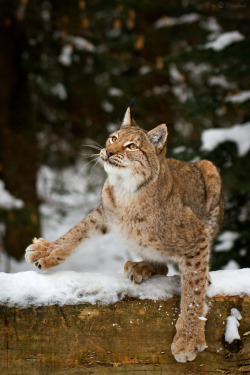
<box><xmin>147</xmin><ymin>124</ymin><xmax>168</xmax><ymax>151</ymax></box>
<box><xmin>121</xmin><ymin>107</ymin><xmax>136</xmax><ymax>128</ymax></box>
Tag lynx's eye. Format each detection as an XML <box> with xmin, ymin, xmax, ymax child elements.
<box><xmin>110</xmin><ymin>136</ymin><xmax>117</xmax><ymax>143</ymax></box>
<box><xmin>127</xmin><ymin>143</ymin><xmax>137</xmax><ymax>150</ymax></box>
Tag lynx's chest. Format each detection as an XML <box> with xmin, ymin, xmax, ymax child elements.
<box><xmin>102</xmin><ymin>181</ymin><xmax>170</xmax><ymax>255</ymax></box>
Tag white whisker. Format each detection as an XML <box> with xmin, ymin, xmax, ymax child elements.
<box><xmin>91</xmin><ymin>140</ymin><xmax>103</xmax><ymax>149</ymax></box>
<box><xmin>81</xmin><ymin>144</ymin><xmax>102</xmax><ymax>151</ymax></box>
<box><xmin>78</xmin><ymin>152</ymin><xmax>100</xmax><ymax>158</ymax></box>
<box><xmin>90</xmin><ymin>157</ymin><xmax>101</xmax><ymax>173</ymax></box>
<box><xmin>80</xmin><ymin>157</ymin><xmax>100</xmax><ymax>171</ymax></box>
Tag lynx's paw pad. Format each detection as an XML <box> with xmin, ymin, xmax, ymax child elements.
<box><xmin>171</xmin><ymin>328</ymin><xmax>207</xmax><ymax>363</ymax></box>
<box><xmin>25</xmin><ymin>238</ymin><xmax>64</xmax><ymax>270</ymax></box>
<box><xmin>124</xmin><ymin>261</ymin><xmax>168</xmax><ymax>284</ymax></box>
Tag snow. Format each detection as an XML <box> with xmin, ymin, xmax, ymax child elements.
<box><xmin>225</xmin><ymin>90</ymin><xmax>250</xmax><ymax>104</ymax></box>
<box><xmin>58</xmin><ymin>44</ymin><xmax>73</xmax><ymax>66</ymax></box>
<box><xmin>207</xmin><ymin>268</ymin><xmax>250</xmax><ymax>298</ymax></box>
<box><xmin>225</xmin><ymin>308</ymin><xmax>242</xmax><ymax>344</ymax></box>
<box><xmin>139</xmin><ymin>65</ymin><xmax>152</xmax><ymax>75</ymax></box>
<box><xmin>108</xmin><ymin>87</ymin><xmax>123</xmax><ymax>97</ymax></box>
<box><xmin>215</xmin><ymin>231</ymin><xmax>239</xmax><ymax>252</ymax></box>
<box><xmin>0</xmin><ymin>268</ymin><xmax>249</xmax><ymax>309</ymax></box>
<box><xmin>0</xmin><ymin>271</ymin><xmax>181</xmax><ymax>308</ymax></box>
<box><xmin>51</xmin><ymin>83</ymin><xmax>68</xmax><ymax>100</ymax></box>
<box><xmin>169</xmin><ymin>63</ymin><xmax>183</xmax><ymax>83</ymax></box>
<box><xmin>208</xmin><ymin>75</ymin><xmax>237</xmax><ymax>90</ymax></box>
<box><xmin>198</xmin><ymin>317</ymin><xmax>207</xmax><ymax>321</ymax></box>
<box><xmin>172</xmin><ymin>146</ymin><xmax>186</xmax><ymax>154</ymax></box>
<box><xmin>101</xmin><ymin>100</ymin><xmax>114</xmax><ymax>113</ymax></box>
<box><xmin>57</xmin><ymin>32</ymin><xmax>96</xmax><ymax>66</ymax></box>
<box><xmin>223</xmin><ymin>260</ymin><xmax>240</xmax><ymax>271</ymax></box>
<box><xmin>69</xmin><ymin>36</ymin><xmax>95</xmax><ymax>52</ymax></box>
<box><xmin>204</xmin><ymin>31</ymin><xmax>245</xmax><ymax>51</ymax></box>
<box><xmin>201</xmin><ymin>17</ymin><xmax>222</xmax><ymax>33</ymax></box>
<box><xmin>201</xmin><ymin>122</ymin><xmax>250</xmax><ymax>156</ymax></box>
<box><xmin>155</xmin><ymin>13</ymin><xmax>200</xmax><ymax>28</ymax></box>
<box><xmin>0</xmin><ymin>180</ymin><xmax>24</xmax><ymax>209</ymax></box>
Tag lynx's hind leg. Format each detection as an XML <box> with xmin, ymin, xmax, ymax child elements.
<box><xmin>124</xmin><ymin>261</ymin><xmax>168</xmax><ymax>284</ymax></box>
<box><xmin>171</xmin><ymin>229</ymin><xmax>211</xmax><ymax>362</ymax></box>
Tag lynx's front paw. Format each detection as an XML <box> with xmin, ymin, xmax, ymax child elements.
<box><xmin>124</xmin><ymin>260</ymin><xmax>168</xmax><ymax>284</ymax></box>
<box><xmin>25</xmin><ymin>238</ymin><xmax>65</xmax><ymax>270</ymax></box>
<box><xmin>171</xmin><ymin>320</ymin><xmax>207</xmax><ymax>362</ymax></box>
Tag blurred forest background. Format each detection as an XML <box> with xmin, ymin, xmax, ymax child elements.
<box><xmin>0</xmin><ymin>0</ymin><xmax>249</xmax><ymax>273</ymax></box>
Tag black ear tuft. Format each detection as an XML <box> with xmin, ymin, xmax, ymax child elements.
<box><xmin>130</xmin><ymin>97</ymin><xmax>136</xmax><ymax>109</ymax></box>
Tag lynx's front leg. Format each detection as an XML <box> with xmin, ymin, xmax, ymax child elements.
<box><xmin>25</xmin><ymin>205</ymin><xmax>107</xmax><ymax>270</ymax></box>
<box><xmin>171</xmin><ymin>231</ymin><xmax>211</xmax><ymax>362</ymax></box>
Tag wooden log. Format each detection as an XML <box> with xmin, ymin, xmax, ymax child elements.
<box><xmin>0</xmin><ymin>295</ymin><xmax>249</xmax><ymax>375</ymax></box>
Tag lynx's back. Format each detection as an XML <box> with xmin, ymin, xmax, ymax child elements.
<box><xmin>167</xmin><ymin>158</ymin><xmax>224</xmax><ymax>228</ymax></box>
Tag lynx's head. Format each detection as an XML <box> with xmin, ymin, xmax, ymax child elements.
<box><xmin>100</xmin><ymin>108</ymin><xmax>168</xmax><ymax>192</ymax></box>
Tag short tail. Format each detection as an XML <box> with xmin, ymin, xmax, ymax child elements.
<box><xmin>198</xmin><ymin>160</ymin><xmax>224</xmax><ymax>236</ymax></box>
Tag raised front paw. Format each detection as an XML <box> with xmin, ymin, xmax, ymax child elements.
<box><xmin>171</xmin><ymin>326</ymin><xmax>207</xmax><ymax>363</ymax></box>
<box><xmin>25</xmin><ymin>238</ymin><xmax>64</xmax><ymax>270</ymax></box>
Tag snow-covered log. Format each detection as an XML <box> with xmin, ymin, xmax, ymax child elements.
<box><xmin>0</xmin><ymin>269</ymin><xmax>250</xmax><ymax>374</ymax></box>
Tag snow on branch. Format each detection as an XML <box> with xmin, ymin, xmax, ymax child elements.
<box><xmin>204</xmin><ymin>31</ymin><xmax>245</xmax><ymax>51</ymax></box>
<box><xmin>201</xmin><ymin>122</ymin><xmax>250</xmax><ymax>157</ymax></box>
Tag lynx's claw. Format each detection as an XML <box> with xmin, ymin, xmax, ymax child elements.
<box><xmin>35</xmin><ymin>261</ymin><xmax>42</xmax><ymax>270</ymax></box>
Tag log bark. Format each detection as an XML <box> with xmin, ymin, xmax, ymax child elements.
<box><xmin>0</xmin><ymin>295</ymin><xmax>249</xmax><ymax>375</ymax></box>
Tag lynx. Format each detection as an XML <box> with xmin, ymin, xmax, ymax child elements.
<box><xmin>25</xmin><ymin>107</ymin><xmax>224</xmax><ymax>362</ymax></box>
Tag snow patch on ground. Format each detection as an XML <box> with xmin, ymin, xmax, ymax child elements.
<box><xmin>204</xmin><ymin>31</ymin><xmax>245</xmax><ymax>51</ymax></box>
<box><xmin>0</xmin><ymin>268</ymin><xmax>249</xmax><ymax>308</ymax></box>
<box><xmin>201</xmin><ymin>122</ymin><xmax>250</xmax><ymax>156</ymax></box>
<box><xmin>225</xmin><ymin>308</ymin><xmax>242</xmax><ymax>344</ymax></box>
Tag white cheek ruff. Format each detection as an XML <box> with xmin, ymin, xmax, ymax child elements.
<box><xmin>104</xmin><ymin>162</ymin><xmax>125</xmax><ymax>174</ymax></box>
<box><xmin>104</xmin><ymin>163</ymin><xmax>141</xmax><ymax>194</ymax></box>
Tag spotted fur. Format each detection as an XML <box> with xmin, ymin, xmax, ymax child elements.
<box><xmin>25</xmin><ymin>107</ymin><xmax>224</xmax><ymax>363</ymax></box>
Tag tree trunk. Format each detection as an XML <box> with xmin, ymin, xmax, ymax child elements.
<box><xmin>0</xmin><ymin>295</ymin><xmax>249</xmax><ymax>374</ymax></box>
<box><xmin>0</xmin><ymin>10</ymin><xmax>40</xmax><ymax>261</ymax></box>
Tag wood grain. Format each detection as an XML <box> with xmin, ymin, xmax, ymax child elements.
<box><xmin>0</xmin><ymin>296</ymin><xmax>249</xmax><ymax>374</ymax></box>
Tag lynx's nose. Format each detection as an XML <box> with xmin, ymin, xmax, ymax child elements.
<box><xmin>106</xmin><ymin>148</ymin><xmax>114</xmax><ymax>158</ymax></box>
